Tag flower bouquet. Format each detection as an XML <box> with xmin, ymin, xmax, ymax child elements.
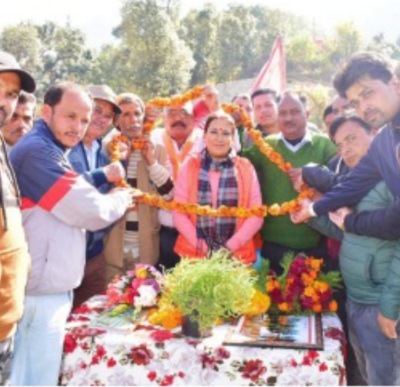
<box><xmin>265</xmin><ymin>253</ymin><xmax>342</xmax><ymax>315</ymax></box>
<box><xmin>152</xmin><ymin>249</ymin><xmax>256</xmax><ymax>335</ymax></box>
<box><xmin>105</xmin><ymin>264</ymin><xmax>162</xmax><ymax>317</ymax></box>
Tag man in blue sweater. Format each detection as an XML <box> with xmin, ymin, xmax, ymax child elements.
<box><xmin>292</xmin><ymin>52</ymin><xmax>400</xmax><ymax>342</ymax></box>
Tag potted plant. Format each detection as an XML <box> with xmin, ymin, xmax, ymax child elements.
<box><xmin>161</xmin><ymin>249</ymin><xmax>256</xmax><ymax>337</ymax></box>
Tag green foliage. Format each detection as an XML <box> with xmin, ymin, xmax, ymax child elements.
<box><xmin>2</xmin><ymin>2</ymin><xmax>400</xmax><ymax>103</ymax></box>
<box><xmin>163</xmin><ymin>249</ymin><xmax>255</xmax><ymax>330</ymax></box>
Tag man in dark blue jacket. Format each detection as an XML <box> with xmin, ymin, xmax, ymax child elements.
<box><xmin>292</xmin><ymin>52</ymin><xmax>400</xmax><ymax>342</ymax></box>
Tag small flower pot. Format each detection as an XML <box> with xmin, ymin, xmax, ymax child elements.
<box><xmin>181</xmin><ymin>314</ymin><xmax>212</xmax><ymax>338</ymax></box>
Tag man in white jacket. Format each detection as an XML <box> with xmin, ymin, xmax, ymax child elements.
<box><xmin>9</xmin><ymin>82</ymin><xmax>133</xmax><ymax>386</ymax></box>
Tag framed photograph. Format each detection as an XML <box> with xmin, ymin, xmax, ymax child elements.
<box><xmin>224</xmin><ymin>313</ymin><xmax>324</xmax><ymax>350</ymax></box>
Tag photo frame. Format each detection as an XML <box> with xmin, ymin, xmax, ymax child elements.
<box><xmin>224</xmin><ymin>313</ymin><xmax>324</xmax><ymax>350</ymax></box>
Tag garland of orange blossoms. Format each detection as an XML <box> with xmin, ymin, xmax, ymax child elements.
<box><xmin>110</xmin><ymin>86</ymin><xmax>314</xmax><ymax>217</ymax></box>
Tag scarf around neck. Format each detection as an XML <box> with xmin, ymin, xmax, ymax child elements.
<box><xmin>196</xmin><ymin>149</ymin><xmax>238</xmax><ymax>251</ymax></box>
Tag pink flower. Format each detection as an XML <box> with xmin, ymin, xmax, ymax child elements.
<box><xmin>96</xmin><ymin>345</ymin><xmax>107</xmax><ymax>359</ymax></box>
<box><xmin>319</xmin><ymin>362</ymin><xmax>328</xmax><ymax>372</ymax></box>
<box><xmin>160</xmin><ymin>375</ymin><xmax>174</xmax><ymax>386</ymax></box>
<box><xmin>148</xmin><ymin>371</ymin><xmax>157</xmax><ymax>381</ymax></box>
<box><xmin>201</xmin><ymin>353</ymin><xmax>217</xmax><ymax>370</ymax></box>
<box><xmin>215</xmin><ymin>347</ymin><xmax>230</xmax><ymax>361</ymax></box>
<box><xmin>242</xmin><ymin>359</ymin><xmax>266</xmax><ymax>382</ymax></box>
<box><xmin>63</xmin><ymin>334</ymin><xmax>77</xmax><ymax>353</ymax></box>
<box><xmin>150</xmin><ymin>329</ymin><xmax>175</xmax><ymax>342</ymax></box>
<box><xmin>107</xmin><ymin>358</ymin><xmax>117</xmax><ymax>368</ymax></box>
<box><xmin>129</xmin><ymin>344</ymin><xmax>154</xmax><ymax>365</ymax></box>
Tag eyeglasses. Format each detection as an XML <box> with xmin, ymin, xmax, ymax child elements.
<box><xmin>167</xmin><ymin>109</ymin><xmax>191</xmax><ymax>118</ymax></box>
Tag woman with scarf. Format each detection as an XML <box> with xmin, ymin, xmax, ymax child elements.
<box><xmin>173</xmin><ymin>112</ymin><xmax>263</xmax><ymax>264</ymax></box>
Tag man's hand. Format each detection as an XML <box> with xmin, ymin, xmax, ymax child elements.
<box><xmin>290</xmin><ymin>198</ymin><xmax>313</xmax><ymax>224</ymax></box>
<box><xmin>328</xmin><ymin>207</ymin><xmax>352</xmax><ymax>230</ymax></box>
<box><xmin>377</xmin><ymin>311</ymin><xmax>398</xmax><ymax>339</ymax></box>
<box><xmin>104</xmin><ymin>161</ymin><xmax>125</xmax><ymax>183</ymax></box>
<box><xmin>288</xmin><ymin>168</ymin><xmax>303</xmax><ymax>193</ymax></box>
<box><xmin>141</xmin><ymin>138</ymin><xmax>156</xmax><ymax>166</ymax></box>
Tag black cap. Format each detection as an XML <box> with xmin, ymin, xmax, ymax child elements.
<box><xmin>0</xmin><ymin>51</ymin><xmax>36</xmax><ymax>93</ymax></box>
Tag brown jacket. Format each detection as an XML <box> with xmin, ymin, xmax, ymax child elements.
<box><xmin>104</xmin><ymin>144</ymin><xmax>169</xmax><ymax>267</ymax></box>
<box><xmin>0</xmin><ymin>136</ymin><xmax>30</xmax><ymax>341</ymax></box>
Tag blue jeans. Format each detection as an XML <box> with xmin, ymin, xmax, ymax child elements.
<box><xmin>346</xmin><ymin>299</ymin><xmax>400</xmax><ymax>385</ymax></box>
<box><xmin>10</xmin><ymin>292</ymin><xmax>73</xmax><ymax>386</ymax></box>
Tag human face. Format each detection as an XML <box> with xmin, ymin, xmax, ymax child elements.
<box><xmin>0</xmin><ymin>72</ymin><xmax>21</xmax><ymax>128</ymax></box>
<box><xmin>204</xmin><ymin>117</ymin><xmax>234</xmax><ymax>159</ymax></box>
<box><xmin>233</xmin><ymin>96</ymin><xmax>253</xmax><ymax>115</ymax></box>
<box><xmin>117</xmin><ymin>102</ymin><xmax>144</xmax><ymax>139</ymax></box>
<box><xmin>332</xmin><ymin>95</ymin><xmax>351</xmax><ymax>118</ymax></box>
<box><xmin>84</xmin><ymin>99</ymin><xmax>114</xmax><ymax>143</ymax></box>
<box><xmin>278</xmin><ymin>95</ymin><xmax>307</xmax><ymax>140</ymax></box>
<box><xmin>164</xmin><ymin>105</ymin><xmax>194</xmax><ymax>145</ymax></box>
<box><xmin>42</xmin><ymin>89</ymin><xmax>92</xmax><ymax>148</ymax></box>
<box><xmin>2</xmin><ymin>101</ymin><xmax>35</xmax><ymax>146</ymax></box>
<box><xmin>345</xmin><ymin>76</ymin><xmax>400</xmax><ymax>129</ymax></box>
<box><xmin>252</xmin><ymin>93</ymin><xmax>278</xmax><ymax>130</ymax></box>
<box><xmin>334</xmin><ymin>121</ymin><xmax>373</xmax><ymax>169</ymax></box>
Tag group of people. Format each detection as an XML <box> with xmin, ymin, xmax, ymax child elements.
<box><xmin>0</xmin><ymin>47</ymin><xmax>399</xmax><ymax>386</ymax></box>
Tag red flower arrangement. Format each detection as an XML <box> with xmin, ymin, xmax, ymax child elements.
<box><xmin>105</xmin><ymin>264</ymin><xmax>162</xmax><ymax>316</ymax></box>
<box><xmin>265</xmin><ymin>253</ymin><xmax>342</xmax><ymax>314</ymax></box>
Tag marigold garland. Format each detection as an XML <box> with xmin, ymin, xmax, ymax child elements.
<box><xmin>109</xmin><ymin>85</ymin><xmax>316</xmax><ymax>217</ymax></box>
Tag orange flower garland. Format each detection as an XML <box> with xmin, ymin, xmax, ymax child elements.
<box><xmin>109</xmin><ymin>85</ymin><xmax>315</xmax><ymax>217</ymax></box>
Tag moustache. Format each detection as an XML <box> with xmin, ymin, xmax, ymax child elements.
<box><xmin>172</xmin><ymin>121</ymin><xmax>187</xmax><ymax>128</ymax></box>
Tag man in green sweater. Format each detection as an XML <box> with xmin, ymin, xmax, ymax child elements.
<box><xmin>244</xmin><ymin>91</ymin><xmax>336</xmax><ymax>274</ymax></box>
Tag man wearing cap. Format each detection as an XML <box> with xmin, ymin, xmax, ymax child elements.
<box><xmin>68</xmin><ymin>85</ymin><xmax>125</xmax><ymax>307</ymax></box>
<box><xmin>0</xmin><ymin>50</ymin><xmax>35</xmax><ymax>386</ymax></box>
<box><xmin>1</xmin><ymin>91</ymin><xmax>36</xmax><ymax>149</ymax></box>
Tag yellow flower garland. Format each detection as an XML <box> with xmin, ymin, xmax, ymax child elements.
<box><xmin>110</xmin><ymin>85</ymin><xmax>315</xmax><ymax>217</ymax></box>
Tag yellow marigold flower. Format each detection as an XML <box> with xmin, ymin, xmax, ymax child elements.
<box><xmin>135</xmin><ymin>267</ymin><xmax>149</xmax><ymax>279</ymax></box>
<box><xmin>268</xmin><ymin>204</ymin><xmax>281</xmax><ymax>216</ymax></box>
<box><xmin>266</xmin><ymin>279</ymin><xmax>280</xmax><ymax>293</ymax></box>
<box><xmin>308</xmin><ymin>258</ymin><xmax>323</xmax><ymax>272</ymax></box>
<box><xmin>301</xmin><ymin>273</ymin><xmax>314</xmax><ymax>286</ymax></box>
<box><xmin>312</xmin><ymin>303</ymin><xmax>322</xmax><ymax>313</ymax></box>
<box><xmin>314</xmin><ymin>281</ymin><xmax>329</xmax><ymax>293</ymax></box>
<box><xmin>278</xmin><ymin>302</ymin><xmax>291</xmax><ymax>312</ymax></box>
<box><xmin>303</xmin><ymin>286</ymin><xmax>316</xmax><ymax>298</ymax></box>
<box><xmin>329</xmin><ymin>300</ymin><xmax>338</xmax><ymax>312</ymax></box>
<box><xmin>244</xmin><ymin>289</ymin><xmax>271</xmax><ymax>316</ymax></box>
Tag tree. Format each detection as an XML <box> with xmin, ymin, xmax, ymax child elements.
<box><xmin>112</xmin><ymin>0</ymin><xmax>194</xmax><ymax>99</ymax></box>
<box><xmin>179</xmin><ymin>3</ymin><xmax>219</xmax><ymax>85</ymax></box>
<box><xmin>0</xmin><ymin>21</ymin><xmax>94</xmax><ymax>98</ymax></box>
<box><xmin>0</xmin><ymin>23</ymin><xmax>42</xmax><ymax>78</ymax></box>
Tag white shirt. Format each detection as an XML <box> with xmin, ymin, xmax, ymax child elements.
<box><xmin>84</xmin><ymin>140</ymin><xmax>100</xmax><ymax>169</ymax></box>
<box><xmin>278</xmin><ymin>130</ymin><xmax>313</xmax><ymax>153</ymax></box>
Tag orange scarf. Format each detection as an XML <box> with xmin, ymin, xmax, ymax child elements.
<box><xmin>163</xmin><ymin>130</ymin><xmax>196</xmax><ymax>181</ymax></box>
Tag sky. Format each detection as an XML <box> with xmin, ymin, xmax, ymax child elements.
<box><xmin>1</xmin><ymin>0</ymin><xmax>399</xmax><ymax>49</ymax></box>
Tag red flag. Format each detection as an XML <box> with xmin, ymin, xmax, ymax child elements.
<box><xmin>249</xmin><ymin>36</ymin><xmax>286</xmax><ymax>94</ymax></box>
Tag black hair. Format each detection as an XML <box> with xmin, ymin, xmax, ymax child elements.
<box><xmin>250</xmin><ymin>88</ymin><xmax>279</xmax><ymax>103</ymax></box>
<box><xmin>44</xmin><ymin>82</ymin><xmax>91</xmax><ymax>107</ymax></box>
<box><xmin>333</xmin><ymin>51</ymin><xmax>394</xmax><ymax>98</ymax></box>
<box><xmin>330</xmin><ymin>114</ymin><xmax>372</xmax><ymax>142</ymax></box>
<box><xmin>323</xmin><ymin>104</ymin><xmax>333</xmax><ymax>120</ymax></box>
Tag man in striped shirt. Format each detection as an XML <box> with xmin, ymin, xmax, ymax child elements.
<box><xmin>104</xmin><ymin>93</ymin><xmax>173</xmax><ymax>280</ymax></box>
